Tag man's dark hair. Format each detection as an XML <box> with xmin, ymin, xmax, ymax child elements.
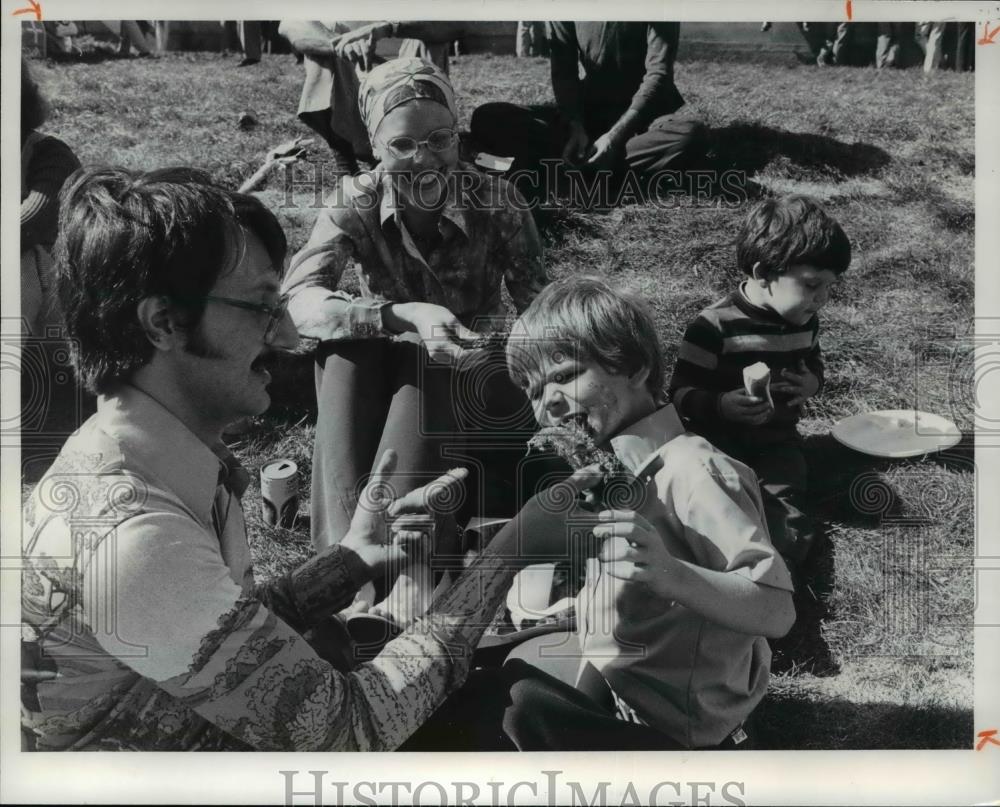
<box><xmin>55</xmin><ymin>166</ymin><xmax>287</xmax><ymax>394</ymax></box>
<box><xmin>736</xmin><ymin>194</ymin><xmax>851</xmax><ymax>277</ymax></box>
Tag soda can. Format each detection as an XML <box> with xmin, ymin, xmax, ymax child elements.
<box><xmin>261</xmin><ymin>459</ymin><xmax>299</xmax><ymax>528</ymax></box>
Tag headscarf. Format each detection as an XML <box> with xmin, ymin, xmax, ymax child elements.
<box><xmin>358</xmin><ymin>57</ymin><xmax>458</xmax><ymax>138</ymax></box>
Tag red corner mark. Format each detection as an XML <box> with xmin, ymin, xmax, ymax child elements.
<box><xmin>12</xmin><ymin>0</ymin><xmax>42</xmax><ymax>20</ymax></box>
<box><xmin>976</xmin><ymin>729</ymin><xmax>1000</xmax><ymax>750</ymax></box>
<box><xmin>978</xmin><ymin>22</ymin><xmax>1000</xmax><ymax>45</ymax></box>
<box><xmin>846</xmin><ymin>0</ymin><xmax>853</xmax><ymax>21</ymax></box>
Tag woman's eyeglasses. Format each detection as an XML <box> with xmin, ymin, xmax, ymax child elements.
<box><xmin>203</xmin><ymin>294</ymin><xmax>289</xmax><ymax>344</ymax></box>
<box><xmin>381</xmin><ymin>127</ymin><xmax>458</xmax><ymax>160</ymax></box>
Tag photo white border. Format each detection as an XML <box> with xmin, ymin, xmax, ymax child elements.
<box><xmin>2</xmin><ymin>2</ymin><xmax>998</xmax><ymax>804</ymax></box>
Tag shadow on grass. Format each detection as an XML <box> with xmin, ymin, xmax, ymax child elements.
<box><xmin>804</xmin><ymin>432</ymin><xmax>975</xmax><ymax>528</ymax></box>
<box><xmin>710</xmin><ymin>123</ymin><xmax>891</xmax><ymax>179</ymax></box>
<box><xmin>753</xmin><ymin>693</ymin><xmax>973</xmax><ymax>749</ymax></box>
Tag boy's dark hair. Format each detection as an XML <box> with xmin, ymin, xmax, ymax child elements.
<box><xmin>506</xmin><ymin>276</ymin><xmax>666</xmax><ymax>401</ymax></box>
<box><xmin>55</xmin><ymin>166</ymin><xmax>287</xmax><ymax>394</ymax></box>
<box><xmin>736</xmin><ymin>195</ymin><xmax>851</xmax><ymax>277</ymax></box>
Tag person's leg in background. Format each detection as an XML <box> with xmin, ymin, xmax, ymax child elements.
<box><xmin>237</xmin><ymin>21</ymin><xmax>262</xmax><ymax>66</ymax></box>
<box><xmin>623</xmin><ymin>115</ymin><xmax>710</xmax><ymax>198</ymax></box>
<box><xmin>921</xmin><ymin>21</ymin><xmax>946</xmax><ymax>72</ymax></box>
<box><xmin>876</xmin><ymin>22</ymin><xmax>900</xmax><ymax>68</ymax></box>
<box><xmin>516</xmin><ymin>21</ymin><xmax>533</xmax><ymax>57</ymax></box>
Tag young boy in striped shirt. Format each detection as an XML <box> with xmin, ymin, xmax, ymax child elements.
<box><xmin>668</xmin><ymin>195</ymin><xmax>851</xmax><ymax>571</ymax></box>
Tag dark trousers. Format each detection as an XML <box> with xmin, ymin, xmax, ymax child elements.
<box><xmin>470</xmin><ymin>102</ymin><xmax>708</xmax><ymax>206</ymax></box>
<box><xmin>713</xmin><ymin>429</ymin><xmax>817</xmax><ymax>573</ymax></box>
<box><xmin>401</xmin><ymin>658</ymin><xmax>748</xmax><ymax>751</ymax></box>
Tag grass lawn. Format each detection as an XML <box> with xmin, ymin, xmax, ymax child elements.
<box><xmin>30</xmin><ymin>46</ymin><xmax>975</xmax><ymax>750</ymax></box>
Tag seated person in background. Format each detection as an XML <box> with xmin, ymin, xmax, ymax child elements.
<box><xmin>279</xmin><ymin>21</ymin><xmax>467</xmax><ymax>176</ymax></box>
<box><xmin>21</xmin><ymin>59</ymin><xmax>81</xmax><ymax>336</ymax></box>
<box><xmin>500</xmin><ymin>277</ymin><xmax>795</xmax><ymax>750</ymax></box>
<box><xmin>21</xmin><ymin>165</ymin><xmax>602</xmax><ymax>752</ymax></box>
<box><xmin>668</xmin><ymin>195</ymin><xmax>851</xmax><ymax>573</ymax></box>
<box><xmin>470</xmin><ymin>22</ymin><xmax>708</xmax><ymax>206</ymax></box>
<box><xmin>282</xmin><ymin>58</ymin><xmax>547</xmax><ymax>554</ymax></box>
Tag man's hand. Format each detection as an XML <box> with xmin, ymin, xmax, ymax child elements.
<box><xmin>586</xmin><ymin>131</ymin><xmax>622</xmax><ymax>170</ymax></box>
<box><xmin>332</xmin><ymin>22</ymin><xmax>390</xmax><ymax>71</ymax></box>
<box><xmin>383</xmin><ymin>301</ymin><xmax>480</xmax><ymax>365</ymax></box>
<box><xmin>387</xmin><ymin>467</ymin><xmax>468</xmax><ymax>558</ymax></box>
<box><xmin>561</xmin><ymin>121</ymin><xmax>593</xmax><ymax>164</ymax></box>
<box><xmin>341</xmin><ymin>449</ymin><xmax>470</xmax><ymax>578</ymax></box>
<box><xmin>769</xmin><ymin>359</ymin><xmax>821</xmax><ymax>407</ymax></box>
<box><xmin>595</xmin><ymin>509</ymin><xmax>678</xmax><ymax>596</ymax></box>
<box><xmin>718</xmin><ymin>388</ymin><xmax>774</xmax><ymax>425</ymax></box>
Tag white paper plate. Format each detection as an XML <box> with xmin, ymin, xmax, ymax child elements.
<box><xmin>831</xmin><ymin>409</ymin><xmax>962</xmax><ymax>458</ymax></box>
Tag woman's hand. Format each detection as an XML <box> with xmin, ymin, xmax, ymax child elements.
<box><xmin>382</xmin><ymin>301</ymin><xmax>480</xmax><ymax>364</ymax></box>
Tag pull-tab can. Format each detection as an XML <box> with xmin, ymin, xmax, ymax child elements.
<box><xmin>261</xmin><ymin>459</ymin><xmax>299</xmax><ymax>528</ymax></box>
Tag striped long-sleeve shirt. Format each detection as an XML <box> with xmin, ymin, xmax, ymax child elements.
<box><xmin>668</xmin><ymin>285</ymin><xmax>825</xmax><ymax>439</ymax></box>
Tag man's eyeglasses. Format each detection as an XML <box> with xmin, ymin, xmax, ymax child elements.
<box><xmin>204</xmin><ymin>294</ymin><xmax>289</xmax><ymax>344</ymax></box>
<box><xmin>381</xmin><ymin>127</ymin><xmax>458</xmax><ymax>160</ymax></box>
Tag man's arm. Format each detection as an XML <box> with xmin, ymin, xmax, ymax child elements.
<box><xmin>586</xmin><ymin>23</ymin><xmax>684</xmax><ymax>166</ymax></box>
<box><xmin>94</xmin><ymin>510</ymin><xmax>518</xmax><ymax>751</ymax></box>
<box><xmin>628</xmin><ymin>23</ymin><xmax>684</xmax><ymax>127</ymax></box>
<box><xmin>278</xmin><ymin>20</ymin><xmax>346</xmax><ymax>57</ymax></box>
<box><xmin>94</xmin><ymin>470</ymin><xmax>600</xmax><ymax>751</ymax></box>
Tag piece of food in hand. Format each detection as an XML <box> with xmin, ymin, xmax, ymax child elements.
<box><xmin>527</xmin><ymin>414</ymin><xmax>625</xmax><ymax>478</ymax></box>
<box><xmin>743</xmin><ymin>361</ymin><xmax>774</xmax><ymax>407</ymax></box>
<box><xmin>459</xmin><ymin>331</ymin><xmax>509</xmax><ymax>352</ymax></box>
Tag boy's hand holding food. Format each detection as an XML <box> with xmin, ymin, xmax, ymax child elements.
<box><xmin>718</xmin><ymin>388</ymin><xmax>774</xmax><ymax>425</ymax></box>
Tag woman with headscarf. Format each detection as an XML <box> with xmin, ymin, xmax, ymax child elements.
<box><xmin>282</xmin><ymin>58</ymin><xmax>548</xmax><ymax>557</ymax></box>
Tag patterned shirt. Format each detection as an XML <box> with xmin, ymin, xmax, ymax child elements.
<box><xmin>21</xmin><ymin>384</ymin><xmax>521</xmax><ymax>751</ymax></box>
<box><xmin>281</xmin><ymin>165</ymin><xmax>547</xmax><ymax>341</ymax></box>
<box><xmin>668</xmin><ymin>283</ymin><xmax>825</xmax><ymax>440</ymax></box>
<box><xmin>576</xmin><ymin>405</ymin><xmax>794</xmax><ymax>747</ymax></box>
